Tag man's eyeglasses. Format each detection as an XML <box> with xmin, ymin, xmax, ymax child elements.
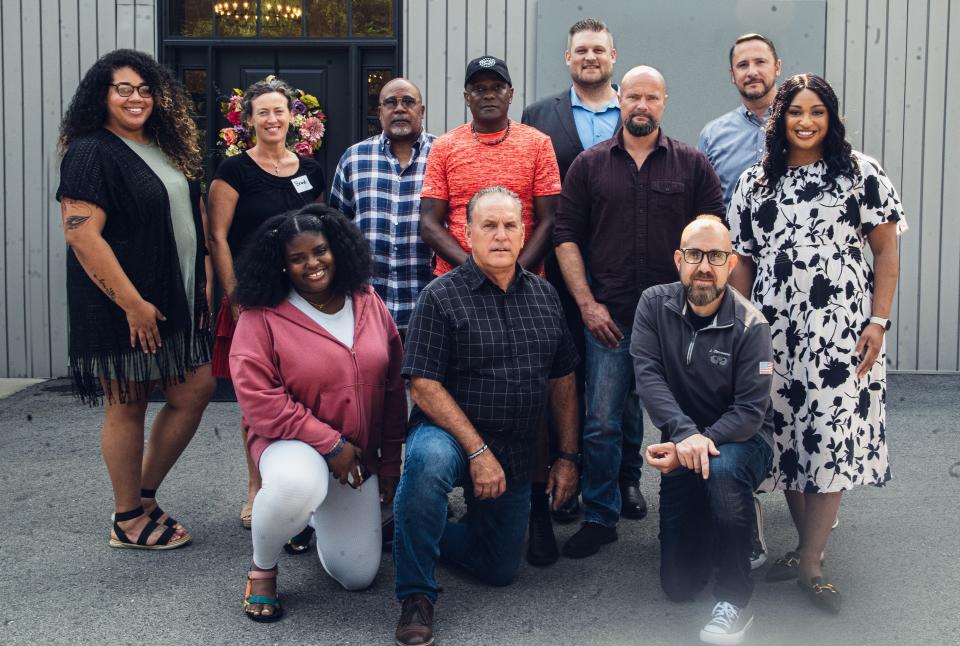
<box><xmin>111</xmin><ymin>82</ymin><xmax>153</xmax><ymax>98</ymax></box>
<box><xmin>467</xmin><ymin>84</ymin><xmax>510</xmax><ymax>98</ymax></box>
<box><xmin>679</xmin><ymin>248</ymin><xmax>732</xmax><ymax>266</ymax></box>
<box><xmin>380</xmin><ymin>96</ymin><xmax>419</xmax><ymax>110</ymax></box>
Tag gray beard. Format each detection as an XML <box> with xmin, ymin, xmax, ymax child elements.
<box><xmin>685</xmin><ymin>281</ymin><xmax>723</xmax><ymax>306</ymax></box>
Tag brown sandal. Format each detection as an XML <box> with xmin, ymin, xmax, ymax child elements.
<box><xmin>244</xmin><ymin>567</ymin><xmax>283</xmax><ymax>622</ymax></box>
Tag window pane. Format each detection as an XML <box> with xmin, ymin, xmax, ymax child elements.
<box><xmin>306</xmin><ymin>0</ymin><xmax>347</xmax><ymax>37</ymax></box>
<box><xmin>352</xmin><ymin>0</ymin><xmax>393</xmax><ymax>37</ymax></box>
<box><xmin>261</xmin><ymin>2</ymin><xmax>304</xmax><ymax>37</ymax></box>
<box><xmin>183</xmin><ymin>69</ymin><xmax>208</xmax><ymax>116</ymax></box>
<box><xmin>171</xmin><ymin>0</ymin><xmax>213</xmax><ymax>37</ymax></box>
<box><xmin>366</xmin><ymin>68</ymin><xmax>392</xmax><ymax>118</ymax></box>
<box><xmin>215</xmin><ymin>1</ymin><xmax>258</xmax><ymax>37</ymax></box>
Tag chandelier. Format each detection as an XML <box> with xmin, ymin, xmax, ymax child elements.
<box><xmin>214</xmin><ymin>2</ymin><xmax>303</xmax><ymax>25</ymax></box>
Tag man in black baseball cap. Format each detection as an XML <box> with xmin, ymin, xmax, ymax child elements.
<box><xmin>464</xmin><ymin>55</ymin><xmax>512</xmax><ymax>86</ymax></box>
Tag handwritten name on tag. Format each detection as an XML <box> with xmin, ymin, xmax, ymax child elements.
<box><xmin>291</xmin><ymin>175</ymin><xmax>313</xmax><ymax>193</ymax></box>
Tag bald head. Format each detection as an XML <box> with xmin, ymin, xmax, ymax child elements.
<box><xmin>680</xmin><ymin>215</ymin><xmax>731</xmax><ymax>250</ymax></box>
<box><xmin>380</xmin><ymin>77</ymin><xmax>422</xmax><ymax>103</ymax></box>
<box><xmin>620</xmin><ymin>65</ymin><xmax>666</xmax><ymax>93</ymax></box>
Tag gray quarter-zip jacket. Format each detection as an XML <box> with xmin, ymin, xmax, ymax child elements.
<box><xmin>630</xmin><ymin>281</ymin><xmax>774</xmax><ymax>448</ymax></box>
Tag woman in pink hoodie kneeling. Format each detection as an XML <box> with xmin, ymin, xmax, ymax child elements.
<box><xmin>229</xmin><ymin>204</ymin><xmax>407</xmax><ymax>622</ymax></box>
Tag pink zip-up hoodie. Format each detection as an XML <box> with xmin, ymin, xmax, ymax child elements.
<box><xmin>229</xmin><ymin>286</ymin><xmax>406</xmax><ymax>477</ymax></box>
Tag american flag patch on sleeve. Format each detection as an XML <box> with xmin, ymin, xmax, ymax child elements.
<box><xmin>758</xmin><ymin>361</ymin><xmax>773</xmax><ymax>375</ymax></box>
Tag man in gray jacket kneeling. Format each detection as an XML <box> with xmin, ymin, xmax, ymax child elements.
<box><xmin>630</xmin><ymin>215</ymin><xmax>774</xmax><ymax>646</ymax></box>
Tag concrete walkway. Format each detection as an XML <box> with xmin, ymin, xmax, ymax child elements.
<box><xmin>1</xmin><ymin>374</ymin><xmax>957</xmax><ymax>645</ymax></box>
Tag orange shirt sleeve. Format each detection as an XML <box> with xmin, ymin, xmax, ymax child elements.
<box><xmin>420</xmin><ymin>136</ymin><xmax>450</xmax><ymax>200</ymax></box>
<box><xmin>533</xmin><ymin>136</ymin><xmax>562</xmax><ymax>196</ymax></box>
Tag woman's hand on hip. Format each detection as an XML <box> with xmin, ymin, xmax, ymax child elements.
<box><xmin>126</xmin><ymin>298</ymin><xmax>166</xmax><ymax>353</ymax></box>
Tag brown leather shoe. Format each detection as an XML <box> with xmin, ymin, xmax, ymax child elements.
<box><xmin>395</xmin><ymin>594</ymin><xmax>435</xmax><ymax>646</ymax></box>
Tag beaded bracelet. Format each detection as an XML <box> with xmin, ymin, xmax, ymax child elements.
<box><xmin>467</xmin><ymin>444</ymin><xmax>489</xmax><ymax>461</ymax></box>
<box><xmin>325</xmin><ymin>438</ymin><xmax>346</xmax><ymax>458</ymax></box>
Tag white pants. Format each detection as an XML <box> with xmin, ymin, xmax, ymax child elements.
<box><xmin>252</xmin><ymin>440</ymin><xmax>382</xmax><ymax>591</ymax></box>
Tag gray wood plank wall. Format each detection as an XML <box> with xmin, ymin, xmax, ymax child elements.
<box><xmin>0</xmin><ymin>0</ymin><xmax>156</xmax><ymax>378</ymax></box>
<box><xmin>0</xmin><ymin>0</ymin><xmax>955</xmax><ymax>376</ymax></box>
<box><xmin>403</xmin><ymin>0</ymin><xmax>959</xmax><ymax>372</ymax></box>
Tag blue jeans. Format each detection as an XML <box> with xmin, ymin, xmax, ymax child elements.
<box><xmin>659</xmin><ymin>434</ymin><xmax>773</xmax><ymax>607</ymax></box>
<box><xmin>393</xmin><ymin>422</ymin><xmax>532</xmax><ymax>603</ymax></box>
<box><xmin>582</xmin><ymin>321</ymin><xmax>644</xmax><ymax>527</ymax></box>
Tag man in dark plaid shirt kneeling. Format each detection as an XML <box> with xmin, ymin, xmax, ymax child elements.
<box><xmin>392</xmin><ymin>186</ymin><xmax>580</xmax><ymax>646</ymax></box>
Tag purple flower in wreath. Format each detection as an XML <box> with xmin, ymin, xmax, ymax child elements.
<box><xmin>291</xmin><ymin>99</ymin><xmax>307</xmax><ymax>116</ymax></box>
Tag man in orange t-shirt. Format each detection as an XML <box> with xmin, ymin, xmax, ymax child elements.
<box><xmin>420</xmin><ymin>56</ymin><xmax>561</xmax><ymax>276</ymax></box>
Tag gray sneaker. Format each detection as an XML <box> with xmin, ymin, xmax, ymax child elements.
<box><xmin>700</xmin><ymin>601</ymin><xmax>754</xmax><ymax>645</ymax></box>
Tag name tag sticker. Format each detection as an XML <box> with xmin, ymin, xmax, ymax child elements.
<box><xmin>291</xmin><ymin>175</ymin><xmax>313</xmax><ymax>193</ymax></box>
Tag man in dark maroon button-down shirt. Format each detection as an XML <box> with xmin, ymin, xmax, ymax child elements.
<box><xmin>554</xmin><ymin>65</ymin><xmax>724</xmax><ymax>559</ymax></box>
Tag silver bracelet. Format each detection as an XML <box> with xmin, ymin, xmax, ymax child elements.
<box><xmin>467</xmin><ymin>444</ymin><xmax>489</xmax><ymax>461</ymax></box>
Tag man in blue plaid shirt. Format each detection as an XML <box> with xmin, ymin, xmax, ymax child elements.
<box><xmin>330</xmin><ymin>78</ymin><xmax>436</xmax><ymax>334</ymax></box>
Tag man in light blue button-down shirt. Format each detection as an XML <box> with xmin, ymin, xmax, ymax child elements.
<box><xmin>698</xmin><ymin>33</ymin><xmax>782</xmax><ymax>207</ymax></box>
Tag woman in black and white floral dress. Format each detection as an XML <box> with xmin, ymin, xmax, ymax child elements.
<box><xmin>728</xmin><ymin>74</ymin><xmax>906</xmax><ymax>613</ymax></box>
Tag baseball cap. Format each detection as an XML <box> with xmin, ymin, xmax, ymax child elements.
<box><xmin>464</xmin><ymin>56</ymin><xmax>512</xmax><ymax>87</ymax></box>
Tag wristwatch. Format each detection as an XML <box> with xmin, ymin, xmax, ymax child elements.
<box><xmin>869</xmin><ymin>316</ymin><xmax>892</xmax><ymax>331</ymax></box>
<box><xmin>556</xmin><ymin>451</ymin><xmax>579</xmax><ymax>464</ymax></box>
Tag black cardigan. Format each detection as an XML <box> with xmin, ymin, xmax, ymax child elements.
<box><xmin>56</xmin><ymin>129</ymin><xmax>211</xmax><ymax>403</ymax></box>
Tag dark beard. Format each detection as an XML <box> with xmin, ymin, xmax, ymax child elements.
<box><xmin>738</xmin><ymin>78</ymin><xmax>775</xmax><ymax>101</ymax></box>
<box><xmin>684</xmin><ymin>280</ymin><xmax>723</xmax><ymax>306</ymax></box>
<box><xmin>625</xmin><ymin>115</ymin><xmax>657</xmax><ymax>137</ymax></box>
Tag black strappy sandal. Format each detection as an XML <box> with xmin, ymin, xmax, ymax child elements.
<box><xmin>109</xmin><ymin>506</ymin><xmax>191</xmax><ymax>550</ymax></box>
<box><xmin>140</xmin><ymin>488</ymin><xmax>180</xmax><ymax>529</ymax></box>
<box><xmin>282</xmin><ymin>526</ymin><xmax>315</xmax><ymax>555</ymax></box>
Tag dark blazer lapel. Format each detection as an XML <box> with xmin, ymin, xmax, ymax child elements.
<box><xmin>553</xmin><ymin>93</ymin><xmax>583</xmax><ymax>155</ymax></box>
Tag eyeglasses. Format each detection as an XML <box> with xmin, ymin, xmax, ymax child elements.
<box><xmin>679</xmin><ymin>248</ymin><xmax>732</xmax><ymax>266</ymax></box>
<box><xmin>467</xmin><ymin>84</ymin><xmax>510</xmax><ymax>97</ymax></box>
<box><xmin>380</xmin><ymin>96</ymin><xmax>419</xmax><ymax>110</ymax></box>
<box><xmin>111</xmin><ymin>82</ymin><xmax>153</xmax><ymax>98</ymax></box>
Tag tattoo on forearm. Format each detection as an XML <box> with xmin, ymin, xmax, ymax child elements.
<box><xmin>93</xmin><ymin>273</ymin><xmax>117</xmax><ymax>301</ymax></box>
<box><xmin>63</xmin><ymin>199</ymin><xmax>94</xmax><ymax>230</ymax></box>
<box><xmin>65</xmin><ymin>215</ymin><xmax>91</xmax><ymax>229</ymax></box>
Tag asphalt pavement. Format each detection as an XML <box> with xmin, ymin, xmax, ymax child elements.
<box><xmin>1</xmin><ymin>374</ymin><xmax>958</xmax><ymax>645</ymax></box>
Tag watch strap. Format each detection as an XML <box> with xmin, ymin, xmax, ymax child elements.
<box><xmin>869</xmin><ymin>316</ymin><xmax>891</xmax><ymax>331</ymax></box>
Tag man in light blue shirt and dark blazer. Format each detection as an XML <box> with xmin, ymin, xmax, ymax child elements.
<box><xmin>522</xmin><ymin>18</ymin><xmax>650</xmax><ymax>568</ymax></box>
<box><xmin>698</xmin><ymin>33</ymin><xmax>781</xmax><ymax>207</ymax></box>
<box><xmin>697</xmin><ymin>33</ymin><xmax>781</xmax><ymax>572</ymax></box>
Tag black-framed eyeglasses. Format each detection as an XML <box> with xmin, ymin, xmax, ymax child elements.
<box><xmin>680</xmin><ymin>248</ymin><xmax>732</xmax><ymax>266</ymax></box>
<box><xmin>110</xmin><ymin>82</ymin><xmax>153</xmax><ymax>98</ymax></box>
<box><xmin>467</xmin><ymin>84</ymin><xmax>510</xmax><ymax>98</ymax></box>
<box><xmin>380</xmin><ymin>96</ymin><xmax>419</xmax><ymax>110</ymax></box>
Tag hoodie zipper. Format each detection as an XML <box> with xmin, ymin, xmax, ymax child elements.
<box><xmin>684</xmin><ymin>317</ymin><xmax>734</xmax><ymax>365</ymax></box>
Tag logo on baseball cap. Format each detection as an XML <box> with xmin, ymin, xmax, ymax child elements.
<box><xmin>465</xmin><ymin>56</ymin><xmax>512</xmax><ymax>87</ymax></box>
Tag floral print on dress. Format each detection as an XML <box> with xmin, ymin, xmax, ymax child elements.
<box><xmin>727</xmin><ymin>152</ymin><xmax>907</xmax><ymax>493</ymax></box>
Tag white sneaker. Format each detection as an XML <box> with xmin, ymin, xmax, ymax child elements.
<box><xmin>749</xmin><ymin>494</ymin><xmax>767</xmax><ymax>570</ymax></box>
<box><xmin>700</xmin><ymin>601</ymin><xmax>754</xmax><ymax>645</ymax></box>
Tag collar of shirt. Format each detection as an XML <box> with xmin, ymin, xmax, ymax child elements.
<box><xmin>738</xmin><ymin>104</ymin><xmax>770</xmax><ymax>127</ymax></box>
<box><xmin>611</xmin><ymin>126</ymin><xmax>670</xmax><ymax>155</ymax></box>
<box><xmin>569</xmin><ymin>84</ymin><xmax>620</xmax><ymax>114</ymax></box>
<box><xmin>378</xmin><ymin>129</ymin><xmax>429</xmax><ymax>161</ymax></box>
<box><xmin>464</xmin><ymin>256</ymin><xmax>527</xmax><ymax>293</ymax></box>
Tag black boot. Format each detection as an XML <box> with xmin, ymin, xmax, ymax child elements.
<box><xmin>526</xmin><ymin>488</ymin><xmax>558</xmax><ymax>566</ymax></box>
<box><xmin>619</xmin><ymin>478</ymin><xmax>647</xmax><ymax>520</ymax></box>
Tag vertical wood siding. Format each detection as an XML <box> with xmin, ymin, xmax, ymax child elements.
<box><xmin>404</xmin><ymin>0</ymin><xmax>959</xmax><ymax>371</ymax></box>
<box><xmin>0</xmin><ymin>0</ymin><xmax>155</xmax><ymax>378</ymax></box>
<box><xmin>0</xmin><ymin>1</ymin><xmax>956</xmax><ymax>375</ymax></box>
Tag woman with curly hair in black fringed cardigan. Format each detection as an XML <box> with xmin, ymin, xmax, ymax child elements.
<box><xmin>56</xmin><ymin>49</ymin><xmax>215</xmax><ymax>550</ymax></box>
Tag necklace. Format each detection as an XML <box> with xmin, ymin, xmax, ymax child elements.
<box><xmin>471</xmin><ymin>120</ymin><xmax>510</xmax><ymax>145</ymax></box>
<box><xmin>301</xmin><ymin>292</ymin><xmax>340</xmax><ymax>312</ymax></box>
<box><xmin>253</xmin><ymin>149</ymin><xmax>287</xmax><ymax>175</ymax></box>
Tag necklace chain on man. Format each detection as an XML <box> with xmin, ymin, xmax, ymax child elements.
<box><xmin>471</xmin><ymin>120</ymin><xmax>510</xmax><ymax>146</ymax></box>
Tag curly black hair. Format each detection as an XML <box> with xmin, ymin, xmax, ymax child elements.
<box><xmin>760</xmin><ymin>73</ymin><xmax>858</xmax><ymax>196</ymax></box>
<box><xmin>58</xmin><ymin>49</ymin><xmax>203</xmax><ymax>180</ymax></box>
<box><xmin>233</xmin><ymin>204</ymin><xmax>372</xmax><ymax>308</ymax></box>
